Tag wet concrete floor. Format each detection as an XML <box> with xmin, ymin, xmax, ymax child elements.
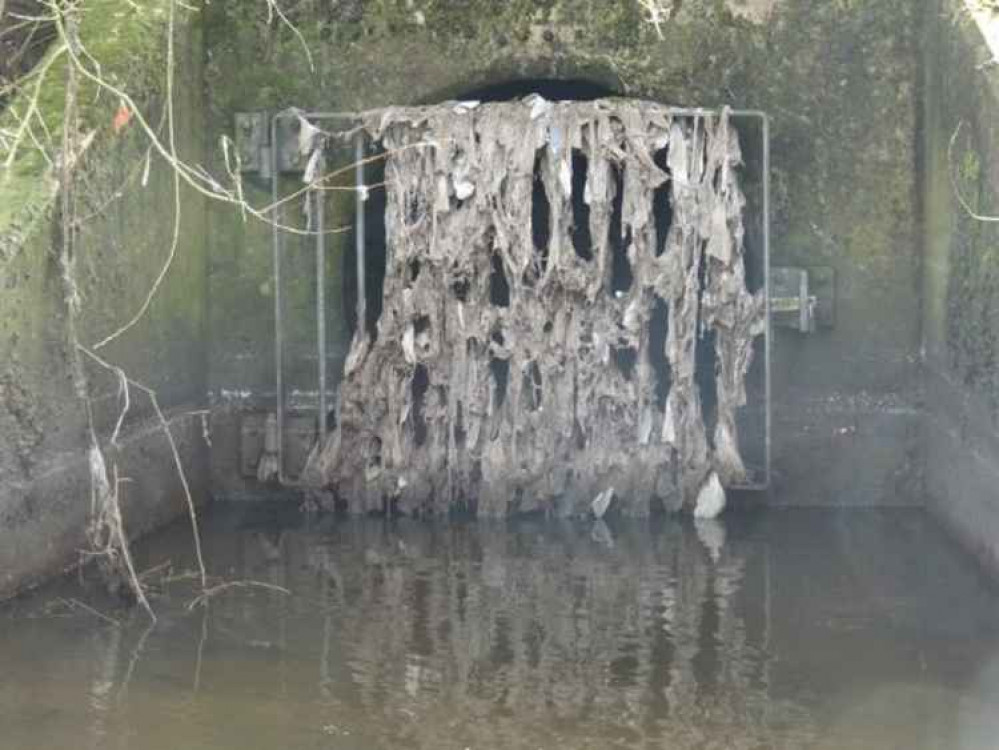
<box><xmin>3</xmin><ymin>504</ymin><xmax>999</xmax><ymax>749</ymax></box>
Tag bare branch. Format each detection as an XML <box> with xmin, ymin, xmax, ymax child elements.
<box><xmin>77</xmin><ymin>343</ymin><xmax>208</xmax><ymax>592</ymax></box>
<box><xmin>948</xmin><ymin>120</ymin><xmax>999</xmax><ymax>223</ymax></box>
<box><xmin>187</xmin><ymin>580</ymin><xmax>292</xmax><ymax>611</ymax></box>
<box><xmin>58</xmin><ymin>597</ymin><xmax>120</xmax><ymax>626</ymax></box>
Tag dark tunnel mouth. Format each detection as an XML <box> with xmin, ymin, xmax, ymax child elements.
<box><xmin>451</xmin><ymin>78</ymin><xmax>620</xmax><ymax>103</ymax></box>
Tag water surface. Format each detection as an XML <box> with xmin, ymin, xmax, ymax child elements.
<box><xmin>3</xmin><ymin>505</ymin><xmax>999</xmax><ymax>749</ymax></box>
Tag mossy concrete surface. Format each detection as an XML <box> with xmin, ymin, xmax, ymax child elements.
<box><xmin>0</xmin><ymin>2</ymin><xmax>211</xmax><ymax>599</ymax></box>
<box><xmin>203</xmin><ymin>0</ymin><xmax>924</xmax><ymax>504</ymax></box>
<box><xmin>921</xmin><ymin>0</ymin><xmax>999</xmax><ymax>576</ymax></box>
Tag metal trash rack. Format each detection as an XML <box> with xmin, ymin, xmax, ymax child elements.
<box><xmin>260</xmin><ymin>106</ymin><xmax>772</xmax><ymax>491</ymax></box>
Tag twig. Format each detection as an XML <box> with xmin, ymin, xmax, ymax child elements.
<box><xmin>0</xmin><ymin>42</ymin><xmax>66</xmax><ymax>174</ymax></box>
<box><xmin>186</xmin><ymin>580</ymin><xmax>292</xmax><ymax>611</ymax></box>
<box><xmin>6</xmin><ymin>0</ymin><xmax>330</xmax><ymax>623</ymax></box>
<box><xmin>117</xmin><ymin>618</ymin><xmax>155</xmax><ymax>701</ymax></box>
<box><xmin>193</xmin><ymin>601</ymin><xmax>208</xmax><ymax>692</ymax></box>
<box><xmin>52</xmin><ymin>1</ymin><xmax>157</xmax><ymax>622</ymax></box>
<box><xmin>110</xmin><ymin>462</ymin><xmax>157</xmax><ymax>622</ymax></box>
<box><xmin>636</xmin><ymin>0</ymin><xmax>671</xmax><ymax>39</ymax></box>
<box><xmin>77</xmin><ymin>344</ymin><xmax>208</xmax><ymax>592</ymax></box>
<box><xmin>59</xmin><ymin>597</ymin><xmax>120</xmax><ymax>626</ymax></box>
<box><xmin>159</xmin><ymin>569</ymin><xmax>202</xmax><ymax>584</ymax></box>
<box><xmin>138</xmin><ymin>559</ymin><xmax>172</xmax><ymax>580</ymax></box>
<box><xmin>948</xmin><ymin>120</ymin><xmax>999</xmax><ymax>223</ymax></box>
<box><xmin>48</xmin><ymin>11</ymin><xmax>298</xmax><ymax>228</ymax></box>
<box><xmin>263</xmin><ymin>0</ymin><xmax>314</xmax><ymax>72</ymax></box>
<box><xmin>148</xmin><ymin>386</ymin><xmax>208</xmax><ymax>590</ymax></box>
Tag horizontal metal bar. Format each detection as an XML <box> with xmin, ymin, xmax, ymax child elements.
<box><xmin>275</xmin><ymin>107</ymin><xmax>770</xmax><ymax>127</ymax></box>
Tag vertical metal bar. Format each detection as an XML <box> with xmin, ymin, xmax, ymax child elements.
<box><xmin>798</xmin><ymin>267</ymin><xmax>809</xmax><ymax>333</ymax></box>
<box><xmin>271</xmin><ymin>114</ymin><xmax>285</xmax><ymax>481</ymax></box>
<box><xmin>316</xmin><ymin>172</ymin><xmax>327</xmax><ymax>442</ymax></box>
<box><xmin>355</xmin><ymin>133</ymin><xmax>367</xmax><ymax>333</ymax></box>
<box><xmin>762</xmin><ymin>114</ymin><xmax>772</xmax><ymax>489</ymax></box>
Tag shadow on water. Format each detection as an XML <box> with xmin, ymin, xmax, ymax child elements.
<box><xmin>3</xmin><ymin>506</ymin><xmax>999</xmax><ymax>749</ymax></box>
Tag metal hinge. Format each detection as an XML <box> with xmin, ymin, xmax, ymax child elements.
<box><xmin>235</xmin><ymin>111</ymin><xmax>318</xmax><ymax>177</ymax></box>
<box><xmin>234</xmin><ymin>112</ymin><xmax>271</xmax><ymax>179</ymax></box>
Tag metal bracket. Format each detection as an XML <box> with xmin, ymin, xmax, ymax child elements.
<box><xmin>235</xmin><ymin>111</ymin><xmax>311</xmax><ymax>177</ymax></box>
<box><xmin>771</xmin><ymin>266</ymin><xmax>835</xmax><ymax>333</ymax></box>
<box><xmin>274</xmin><ymin>116</ymin><xmax>310</xmax><ymax>173</ymax></box>
<box><xmin>234</xmin><ymin>112</ymin><xmax>271</xmax><ymax>179</ymax></box>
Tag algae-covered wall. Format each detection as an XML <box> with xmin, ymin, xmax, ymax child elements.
<box><xmin>0</xmin><ymin>2</ymin><xmax>211</xmax><ymax>598</ymax></box>
<box><xmin>921</xmin><ymin>0</ymin><xmax>999</xmax><ymax>573</ymax></box>
<box><xmin>203</xmin><ymin>0</ymin><xmax>924</xmax><ymax>505</ymax></box>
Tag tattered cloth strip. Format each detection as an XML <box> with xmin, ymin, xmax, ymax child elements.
<box><xmin>308</xmin><ymin>97</ymin><xmax>764</xmax><ymax>517</ymax></box>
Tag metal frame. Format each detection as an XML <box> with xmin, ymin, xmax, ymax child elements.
<box><xmin>270</xmin><ymin>112</ymin><xmax>364</xmax><ymax>484</ymax></box>
<box><xmin>268</xmin><ymin>106</ymin><xmax>771</xmax><ymax>490</ymax></box>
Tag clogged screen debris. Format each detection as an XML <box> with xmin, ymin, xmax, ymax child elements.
<box><xmin>308</xmin><ymin>98</ymin><xmax>764</xmax><ymax>517</ymax></box>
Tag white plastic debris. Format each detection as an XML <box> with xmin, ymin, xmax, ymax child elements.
<box><xmin>693</xmin><ymin>472</ymin><xmax>726</xmax><ymax>519</ymax></box>
<box><xmin>527</xmin><ymin>94</ymin><xmax>553</xmax><ymax>121</ymax></box>
<box><xmin>558</xmin><ymin>158</ymin><xmax>572</xmax><ymax>197</ymax></box>
<box><xmin>591</xmin><ymin>486</ymin><xmax>615</xmax><ymax>519</ymax></box>
<box><xmin>296</xmin><ymin>114</ymin><xmax>321</xmax><ymax>157</ymax></box>
<box><xmin>638</xmin><ymin>408</ymin><xmax>653</xmax><ymax>445</ymax></box>
<box><xmin>141</xmin><ymin>149</ymin><xmax>151</xmax><ymax>188</ymax></box>
<box><xmin>454</xmin><ymin>178</ymin><xmax>475</xmax><ymax>201</ymax></box>
<box><xmin>303</xmin><ymin>148</ymin><xmax>323</xmax><ymax>185</ymax></box>
<box><xmin>401</xmin><ymin>323</ymin><xmax>416</xmax><ymax>364</ymax></box>
<box><xmin>661</xmin><ymin>395</ymin><xmax>676</xmax><ymax>444</ymax></box>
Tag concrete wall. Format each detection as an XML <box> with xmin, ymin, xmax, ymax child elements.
<box><xmin>0</xmin><ymin>2</ymin><xmax>211</xmax><ymax>599</ymax></box>
<box><xmin>921</xmin><ymin>1</ymin><xmax>999</xmax><ymax>575</ymax></box>
<box><xmin>203</xmin><ymin>0</ymin><xmax>925</xmax><ymax>505</ymax></box>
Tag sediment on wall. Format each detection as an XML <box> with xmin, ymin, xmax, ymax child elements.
<box><xmin>308</xmin><ymin>98</ymin><xmax>763</xmax><ymax>517</ymax></box>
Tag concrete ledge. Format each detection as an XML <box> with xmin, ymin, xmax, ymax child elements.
<box><xmin>768</xmin><ymin>394</ymin><xmax>924</xmax><ymax>507</ymax></box>
<box><xmin>0</xmin><ymin>410</ymin><xmax>209</xmax><ymax>601</ymax></box>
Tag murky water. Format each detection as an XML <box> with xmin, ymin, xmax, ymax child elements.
<box><xmin>3</xmin><ymin>505</ymin><xmax>999</xmax><ymax>749</ymax></box>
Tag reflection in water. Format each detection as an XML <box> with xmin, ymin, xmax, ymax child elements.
<box><xmin>2</xmin><ymin>507</ymin><xmax>999</xmax><ymax>749</ymax></box>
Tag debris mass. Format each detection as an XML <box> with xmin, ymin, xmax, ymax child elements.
<box><xmin>309</xmin><ymin>98</ymin><xmax>763</xmax><ymax>517</ymax></box>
